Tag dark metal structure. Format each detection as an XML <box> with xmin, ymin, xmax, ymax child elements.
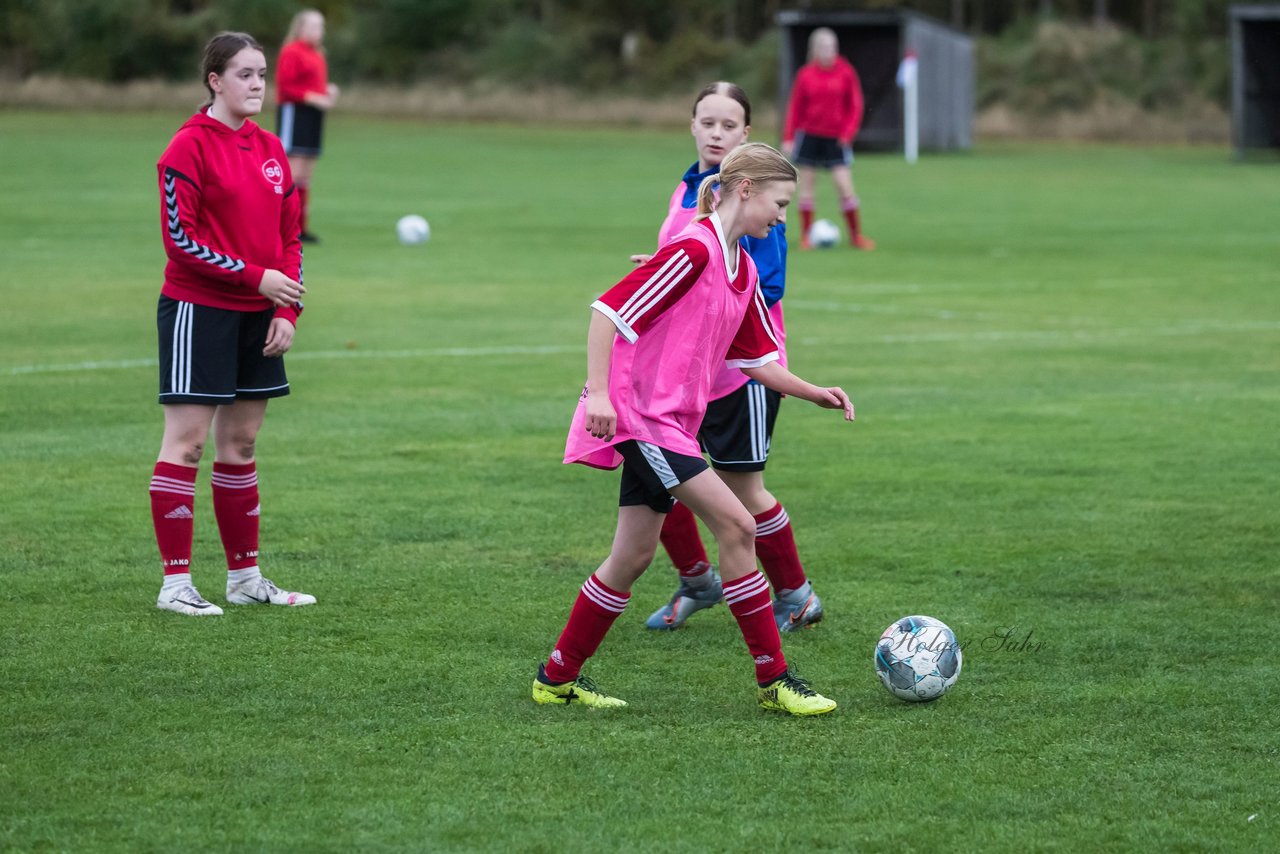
<box><xmin>1231</xmin><ymin>5</ymin><xmax>1280</xmax><ymax>156</ymax></box>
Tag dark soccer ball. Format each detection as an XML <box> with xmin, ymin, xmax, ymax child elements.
<box><xmin>874</xmin><ymin>615</ymin><xmax>962</xmax><ymax>702</ymax></box>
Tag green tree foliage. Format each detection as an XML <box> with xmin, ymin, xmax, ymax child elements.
<box><xmin>0</xmin><ymin>0</ymin><xmax>1232</xmax><ymax>109</ymax></box>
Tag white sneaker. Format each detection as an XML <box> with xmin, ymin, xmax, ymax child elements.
<box><xmin>157</xmin><ymin>584</ymin><xmax>224</xmax><ymax>616</ymax></box>
<box><xmin>226</xmin><ymin>576</ymin><xmax>316</xmax><ymax>607</ymax></box>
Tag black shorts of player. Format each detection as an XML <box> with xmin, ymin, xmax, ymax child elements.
<box><xmin>793</xmin><ymin>132</ymin><xmax>853</xmax><ymax>168</ymax></box>
<box><xmin>699</xmin><ymin>380</ymin><xmax>782</xmax><ymax>473</ymax></box>
<box><xmin>157</xmin><ymin>296</ymin><xmax>289</xmax><ymax>405</ymax></box>
<box><xmin>616</xmin><ymin>440</ymin><xmax>709</xmax><ymax>513</ymax></box>
<box><xmin>277</xmin><ymin>102</ymin><xmax>324</xmax><ymax>156</ymax></box>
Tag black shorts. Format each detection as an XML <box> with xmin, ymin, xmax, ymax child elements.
<box><xmin>616</xmin><ymin>440</ymin><xmax>709</xmax><ymax>513</ymax></box>
<box><xmin>793</xmin><ymin>132</ymin><xmax>853</xmax><ymax>168</ymax></box>
<box><xmin>700</xmin><ymin>381</ymin><xmax>782</xmax><ymax>473</ymax></box>
<box><xmin>277</xmin><ymin>103</ymin><xmax>324</xmax><ymax>156</ymax></box>
<box><xmin>157</xmin><ymin>296</ymin><xmax>289</xmax><ymax>405</ymax></box>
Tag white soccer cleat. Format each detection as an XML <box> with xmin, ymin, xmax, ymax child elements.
<box><xmin>226</xmin><ymin>576</ymin><xmax>316</xmax><ymax>607</ymax></box>
<box><xmin>157</xmin><ymin>584</ymin><xmax>224</xmax><ymax>617</ymax></box>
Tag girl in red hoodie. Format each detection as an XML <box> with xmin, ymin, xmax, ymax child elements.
<box><xmin>150</xmin><ymin>31</ymin><xmax>314</xmax><ymax>616</ymax></box>
<box><xmin>782</xmin><ymin>27</ymin><xmax>875</xmax><ymax>250</ymax></box>
<box><xmin>276</xmin><ymin>9</ymin><xmax>339</xmax><ymax>243</ymax></box>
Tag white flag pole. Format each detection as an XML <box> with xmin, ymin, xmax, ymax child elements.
<box><xmin>897</xmin><ymin>50</ymin><xmax>919</xmax><ymax>164</ymax></box>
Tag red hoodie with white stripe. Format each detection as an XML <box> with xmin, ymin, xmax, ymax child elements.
<box><xmin>156</xmin><ymin>110</ymin><xmax>303</xmax><ymax>326</ymax></box>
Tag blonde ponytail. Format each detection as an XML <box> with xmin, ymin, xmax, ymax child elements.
<box><xmin>695</xmin><ymin>142</ymin><xmax>797</xmax><ymax>220</ymax></box>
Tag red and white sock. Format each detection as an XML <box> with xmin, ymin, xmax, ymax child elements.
<box><xmin>841</xmin><ymin>196</ymin><xmax>862</xmax><ymax>240</ymax></box>
<box><xmin>660</xmin><ymin>501</ymin><xmax>711</xmax><ymax>578</ymax></box>
<box><xmin>723</xmin><ymin>571</ymin><xmax>787</xmax><ymax>684</ymax></box>
<box><xmin>543</xmin><ymin>574</ymin><xmax>630</xmax><ymax>684</ymax></box>
<box><xmin>212</xmin><ymin>461</ymin><xmax>260</xmax><ymax>572</ymax></box>
<box><xmin>754</xmin><ymin>502</ymin><xmax>807</xmax><ymax>595</ymax></box>
<box><xmin>150</xmin><ymin>462</ymin><xmax>197</xmax><ymax>580</ymax></box>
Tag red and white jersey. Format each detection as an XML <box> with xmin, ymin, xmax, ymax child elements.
<box><xmin>156</xmin><ymin>110</ymin><xmax>302</xmax><ymax>325</ymax></box>
<box><xmin>564</xmin><ymin>213</ymin><xmax>780</xmax><ymax>470</ymax></box>
<box><xmin>276</xmin><ymin>40</ymin><xmax>329</xmax><ymax>105</ymax></box>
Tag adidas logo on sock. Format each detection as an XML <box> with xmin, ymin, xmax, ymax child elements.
<box><xmin>247</xmin><ymin>504</ymin><xmax>260</xmax><ymax>517</ymax></box>
<box><xmin>551</xmin><ymin>649</ymin><xmax>565</xmax><ymax>665</ymax></box>
<box><xmin>165</xmin><ymin>505</ymin><xmax>194</xmax><ymax>520</ymax></box>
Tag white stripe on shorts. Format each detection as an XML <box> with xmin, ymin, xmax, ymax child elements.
<box><xmin>637</xmin><ymin>441</ymin><xmax>680</xmax><ymax>489</ymax></box>
<box><xmin>170</xmin><ymin>301</ymin><xmax>193</xmax><ymax>395</ymax></box>
<box><xmin>749</xmin><ymin>383</ymin><xmax>768</xmax><ymax>462</ymax></box>
<box><xmin>279</xmin><ymin>103</ymin><xmax>295</xmax><ymax>151</ymax></box>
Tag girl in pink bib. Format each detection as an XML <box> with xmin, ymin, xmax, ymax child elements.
<box><xmin>533</xmin><ymin>144</ymin><xmax>854</xmax><ymax>716</ymax></box>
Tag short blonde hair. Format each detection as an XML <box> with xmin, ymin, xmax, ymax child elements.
<box><xmin>696</xmin><ymin>142</ymin><xmax>797</xmax><ymax>218</ymax></box>
<box><xmin>807</xmin><ymin>27</ymin><xmax>838</xmax><ymax>62</ymax></box>
<box><xmin>284</xmin><ymin>9</ymin><xmax>323</xmax><ymax>46</ymax></box>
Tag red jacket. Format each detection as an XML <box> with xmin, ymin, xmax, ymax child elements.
<box><xmin>782</xmin><ymin>56</ymin><xmax>865</xmax><ymax>146</ymax></box>
<box><xmin>156</xmin><ymin>110</ymin><xmax>302</xmax><ymax>325</ymax></box>
<box><xmin>276</xmin><ymin>40</ymin><xmax>329</xmax><ymax>105</ymax></box>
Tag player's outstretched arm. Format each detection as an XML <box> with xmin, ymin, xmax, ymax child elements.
<box><xmin>743</xmin><ymin>361</ymin><xmax>854</xmax><ymax>421</ymax></box>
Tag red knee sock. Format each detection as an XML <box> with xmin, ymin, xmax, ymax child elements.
<box><xmin>799</xmin><ymin>201</ymin><xmax>815</xmax><ymax>242</ymax></box>
<box><xmin>543</xmin><ymin>574</ymin><xmax>630</xmax><ymax>683</ymax></box>
<box><xmin>723</xmin><ymin>571</ymin><xmax>787</xmax><ymax>683</ymax></box>
<box><xmin>754</xmin><ymin>502</ymin><xmax>807</xmax><ymax>594</ymax></box>
<box><xmin>212</xmin><ymin>461</ymin><xmax>260</xmax><ymax>571</ymax></box>
<box><xmin>150</xmin><ymin>462</ymin><xmax>197</xmax><ymax>577</ymax></box>
<box><xmin>841</xmin><ymin>196</ymin><xmax>862</xmax><ymax>240</ymax></box>
<box><xmin>660</xmin><ymin>501</ymin><xmax>710</xmax><ymax>577</ymax></box>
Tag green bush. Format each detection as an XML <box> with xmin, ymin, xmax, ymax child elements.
<box><xmin>977</xmin><ymin>20</ymin><xmax>1229</xmax><ymax>115</ymax></box>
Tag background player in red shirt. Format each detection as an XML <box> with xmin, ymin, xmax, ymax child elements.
<box><xmin>276</xmin><ymin>9</ymin><xmax>339</xmax><ymax>243</ymax></box>
<box><xmin>783</xmin><ymin>27</ymin><xmax>876</xmax><ymax>250</ymax></box>
<box><xmin>150</xmin><ymin>31</ymin><xmax>314</xmax><ymax>616</ymax></box>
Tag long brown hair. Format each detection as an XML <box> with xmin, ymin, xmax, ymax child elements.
<box><xmin>200</xmin><ymin>31</ymin><xmax>263</xmax><ymax>109</ymax></box>
<box><xmin>696</xmin><ymin>143</ymin><xmax>797</xmax><ymax>219</ymax></box>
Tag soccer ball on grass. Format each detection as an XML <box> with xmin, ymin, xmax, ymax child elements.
<box><xmin>874</xmin><ymin>615</ymin><xmax>962</xmax><ymax>702</ymax></box>
<box><xmin>808</xmin><ymin>218</ymin><xmax>841</xmax><ymax>248</ymax></box>
<box><xmin>396</xmin><ymin>214</ymin><xmax>431</xmax><ymax>245</ymax></box>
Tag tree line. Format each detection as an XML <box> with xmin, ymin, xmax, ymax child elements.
<box><xmin>0</xmin><ymin>0</ymin><xmax>1234</xmax><ymax>108</ymax></box>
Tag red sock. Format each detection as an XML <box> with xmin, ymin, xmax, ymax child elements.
<box><xmin>754</xmin><ymin>503</ymin><xmax>807</xmax><ymax>594</ymax></box>
<box><xmin>212</xmin><ymin>461</ymin><xmax>260</xmax><ymax>571</ymax></box>
<box><xmin>150</xmin><ymin>462</ymin><xmax>197</xmax><ymax>577</ymax></box>
<box><xmin>841</xmin><ymin>196</ymin><xmax>861</xmax><ymax>240</ymax></box>
<box><xmin>660</xmin><ymin>501</ymin><xmax>710</xmax><ymax>577</ymax></box>
<box><xmin>543</xmin><ymin>574</ymin><xmax>630</xmax><ymax>683</ymax></box>
<box><xmin>799</xmin><ymin>202</ymin><xmax>815</xmax><ymax>241</ymax></box>
<box><xmin>723</xmin><ymin>571</ymin><xmax>787</xmax><ymax>683</ymax></box>
<box><xmin>298</xmin><ymin>186</ymin><xmax>310</xmax><ymax>233</ymax></box>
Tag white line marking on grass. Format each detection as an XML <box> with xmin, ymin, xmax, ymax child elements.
<box><xmin>7</xmin><ymin>344</ymin><xmax>581</xmax><ymax>376</ymax></box>
<box><xmin>9</xmin><ymin>321</ymin><xmax>1278</xmax><ymax>377</ymax></box>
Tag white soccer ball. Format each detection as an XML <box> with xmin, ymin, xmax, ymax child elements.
<box><xmin>874</xmin><ymin>615</ymin><xmax>963</xmax><ymax>702</ymax></box>
<box><xmin>396</xmin><ymin>214</ymin><xmax>430</xmax><ymax>245</ymax></box>
<box><xmin>808</xmin><ymin>218</ymin><xmax>841</xmax><ymax>248</ymax></box>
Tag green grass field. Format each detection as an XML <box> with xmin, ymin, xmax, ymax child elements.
<box><xmin>2</xmin><ymin>109</ymin><xmax>1278</xmax><ymax>851</ymax></box>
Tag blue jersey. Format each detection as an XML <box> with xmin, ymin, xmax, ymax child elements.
<box><xmin>675</xmin><ymin>162</ymin><xmax>788</xmax><ymax>307</ymax></box>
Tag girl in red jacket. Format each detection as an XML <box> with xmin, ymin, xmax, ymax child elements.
<box><xmin>151</xmin><ymin>32</ymin><xmax>314</xmax><ymax>616</ymax></box>
<box><xmin>276</xmin><ymin>9</ymin><xmax>339</xmax><ymax>243</ymax></box>
<box><xmin>782</xmin><ymin>27</ymin><xmax>875</xmax><ymax>250</ymax></box>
